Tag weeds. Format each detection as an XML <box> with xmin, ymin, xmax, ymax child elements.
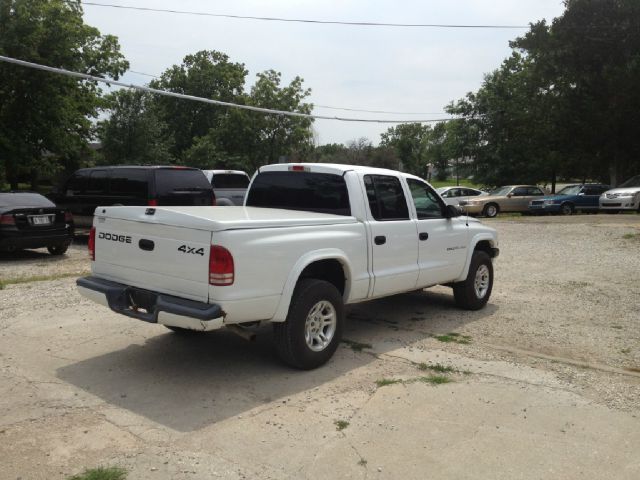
<box><xmin>416</xmin><ymin>362</ymin><xmax>456</xmax><ymax>373</ymax></box>
<box><xmin>67</xmin><ymin>467</ymin><xmax>127</xmax><ymax>480</ymax></box>
<box><xmin>375</xmin><ymin>378</ymin><xmax>403</xmax><ymax>387</ymax></box>
<box><xmin>434</xmin><ymin>332</ymin><xmax>472</xmax><ymax>344</ymax></box>
<box><xmin>334</xmin><ymin>420</ymin><xmax>350</xmax><ymax>431</ymax></box>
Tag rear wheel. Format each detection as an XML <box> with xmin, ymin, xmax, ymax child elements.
<box><xmin>453</xmin><ymin>251</ymin><xmax>493</xmax><ymax>310</ymax></box>
<box><xmin>482</xmin><ymin>203</ymin><xmax>499</xmax><ymax>218</ymax></box>
<box><xmin>47</xmin><ymin>244</ymin><xmax>69</xmax><ymax>255</ymax></box>
<box><xmin>273</xmin><ymin>279</ymin><xmax>344</xmax><ymax>370</ymax></box>
<box><xmin>560</xmin><ymin>203</ymin><xmax>574</xmax><ymax>215</ymax></box>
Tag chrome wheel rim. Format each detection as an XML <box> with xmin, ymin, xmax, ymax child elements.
<box><xmin>486</xmin><ymin>205</ymin><xmax>496</xmax><ymax>217</ymax></box>
<box><xmin>561</xmin><ymin>204</ymin><xmax>571</xmax><ymax>215</ymax></box>
<box><xmin>304</xmin><ymin>301</ymin><xmax>337</xmax><ymax>352</ymax></box>
<box><xmin>474</xmin><ymin>264</ymin><xmax>490</xmax><ymax>299</ymax></box>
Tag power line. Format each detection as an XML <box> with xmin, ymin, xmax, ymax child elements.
<box><xmin>81</xmin><ymin>2</ymin><xmax>530</xmax><ymax>29</ymax></box>
<box><xmin>0</xmin><ymin>55</ymin><xmax>461</xmax><ymax>124</ymax></box>
<box><xmin>126</xmin><ymin>69</ymin><xmax>453</xmax><ymax>116</ymax></box>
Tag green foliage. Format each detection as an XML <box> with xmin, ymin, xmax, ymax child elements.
<box><xmin>0</xmin><ymin>0</ymin><xmax>128</xmax><ymax>187</ymax></box>
<box><xmin>97</xmin><ymin>90</ymin><xmax>173</xmax><ymax>165</ymax></box>
<box><xmin>445</xmin><ymin>0</ymin><xmax>640</xmax><ymax>187</ymax></box>
<box><xmin>380</xmin><ymin>123</ymin><xmax>431</xmax><ymax>176</ymax></box>
<box><xmin>67</xmin><ymin>466</ymin><xmax>127</xmax><ymax>480</ymax></box>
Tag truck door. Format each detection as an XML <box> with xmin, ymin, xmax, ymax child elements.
<box><xmin>406</xmin><ymin>178</ymin><xmax>468</xmax><ymax>285</ymax></box>
<box><xmin>364</xmin><ymin>174</ymin><xmax>419</xmax><ymax>297</ymax></box>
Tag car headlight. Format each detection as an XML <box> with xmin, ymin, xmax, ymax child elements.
<box><xmin>543</xmin><ymin>200</ymin><xmax>558</xmax><ymax>205</ymax></box>
<box><xmin>619</xmin><ymin>192</ymin><xmax>637</xmax><ymax>198</ymax></box>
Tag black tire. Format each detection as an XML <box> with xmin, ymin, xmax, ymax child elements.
<box><xmin>47</xmin><ymin>244</ymin><xmax>69</xmax><ymax>255</ymax></box>
<box><xmin>453</xmin><ymin>251</ymin><xmax>493</xmax><ymax>310</ymax></box>
<box><xmin>482</xmin><ymin>203</ymin><xmax>499</xmax><ymax>218</ymax></box>
<box><xmin>560</xmin><ymin>203</ymin><xmax>574</xmax><ymax>215</ymax></box>
<box><xmin>273</xmin><ymin>279</ymin><xmax>344</xmax><ymax>370</ymax></box>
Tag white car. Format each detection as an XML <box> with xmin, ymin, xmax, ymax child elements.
<box><xmin>77</xmin><ymin>164</ymin><xmax>499</xmax><ymax>369</ymax></box>
<box><xmin>436</xmin><ymin>186</ymin><xmax>488</xmax><ymax>207</ymax></box>
<box><xmin>599</xmin><ymin>175</ymin><xmax>640</xmax><ymax>213</ymax></box>
<box><xmin>202</xmin><ymin>169</ymin><xmax>250</xmax><ymax>206</ymax></box>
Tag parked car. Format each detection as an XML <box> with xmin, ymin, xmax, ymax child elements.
<box><xmin>599</xmin><ymin>175</ymin><xmax>640</xmax><ymax>213</ymax></box>
<box><xmin>528</xmin><ymin>184</ymin><xmax>610</xmax><ymax>215</ymax></box>
<box><xmin>0</xmin><ymin>192</ymin><xmax>73</xmax><ymax>255</ymax></box>
<box><xmin>202</xmin><ymin>170</ymin><xmax>250</xmax><ymax>206</ymax></box>
<box><xmin>77</xmin><ymin>163</ymin><xmax>499</xmax><ymax>369</ymax></box>
<box><xmin>459</xmin><ymin>185</ymin><xmax>546</xmax><ymax>217</ymax></box>
<box><xmin>436</xmin><ymin>186</ymin><xmax>488</xmax><ymax>207</ymax></box>
<box><xmin>50</xmin><ymin>166</ymin><xmax>215</xmax><ymax>229</ymax></box>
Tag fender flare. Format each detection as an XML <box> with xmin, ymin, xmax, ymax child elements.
<box><xmin>453</xmin><ymin>233</ymin><xmax>498</xmax><ymax>283</ymax></box>
<box><xmin>270</xmin><ymin>249</ymin><xmax>353</xmax><ymax>322</ymax></box>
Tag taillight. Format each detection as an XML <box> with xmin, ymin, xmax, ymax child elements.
<box><xmin>88</xmin><ymin>226</ymin><xmax>96</xmax><ymax>261</ymax></box>
<box><xmin>148</xmin><ymin>199</ymin><xmax>158</xmax><ymax>207</ymax></box>
<box><xmin>0</xmin><ymin>214</ymin><xmax>15</xmax><ymax>225</ymax></box>
<box><xmin>64</xmin><ymin>211</ymin><xmax>73</xmax><ymax>222</ymax></box>
<box><xmin>209</xmin><ymin>245</ymin><xmax>234</xmax><ymax>286</ymax></box>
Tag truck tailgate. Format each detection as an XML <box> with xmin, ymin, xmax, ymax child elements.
<box><xmin>92</xmin><ymin>216</ymin><xmax>212</xmax><ymax>302</ymax></box>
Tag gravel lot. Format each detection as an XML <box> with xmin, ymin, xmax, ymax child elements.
<box><xmin>0</xmin><ymin>214</ymin><xmax>638</xmax><ymax>479</ymax></box>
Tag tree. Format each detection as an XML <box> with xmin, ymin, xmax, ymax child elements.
<box><xmin>0</xmin><ymin>0</ymin><xmax>128</xmax><ymax>188</ymax></box>
<box><xmin>380</xmin><ymin>123</ymin><xmax>431</xmax><ymax>176</ymax></box>
<box><xmin>149</xmin><ymin>50</ymin><xmax>247</xmax><ymax>160</ymax></box>
<box><xmin>97</xmin><ymin>90</ymin><xmax>173</xmax><ymax>165</ymax></box>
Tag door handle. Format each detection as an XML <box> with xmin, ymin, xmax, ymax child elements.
<box><xmin>374</xmin><ymin>235</ymin><xmax>386</xmax><ymax>245</ymax></box>
<box><xmin>139</xmin><ymin>239</ymin><xmax>155</xmax><ymax>251</ymax></box>
<box><xmin>419</xmin><ymin>232</ymin><xmax>429</xmax><ymax>241</ymax></box>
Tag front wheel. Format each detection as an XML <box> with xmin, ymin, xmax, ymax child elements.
<box><xmin>560</xmin><ymin>203</ymin><xmax>573</xmax><ymax>215</ymax></box>
<box><xmin>453</xmin><ymin>251</ymin><xmax>493</xmax><ymax>310</ymax></box>
<box><xmin>273</xmin><ymin>279</ymin><xmax>344</xmax><ymax>369</ymax></box>
<box><xmin>482</xmin><ymin>203</ymin><xmax>499</xmax><ymax>218</ymax></box>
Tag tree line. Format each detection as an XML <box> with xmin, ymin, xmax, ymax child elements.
<box><xmin>1</xmin><ymin>0</ymin><xmax>639</xmax><ymax>190</ymax></box>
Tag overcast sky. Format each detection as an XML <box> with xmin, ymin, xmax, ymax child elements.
<box><xmin>81</xmin><ymin>0</ymin><xmax>566</xmax><ymax>146</ymax></box>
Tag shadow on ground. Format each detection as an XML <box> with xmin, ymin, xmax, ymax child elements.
<box><xmin>57</xmin><ymin>289</ymin><xmax>496</xmax><ymax>432</ymax></box>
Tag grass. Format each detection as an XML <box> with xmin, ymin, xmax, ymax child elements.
<box><xmin>621</xmin><ymin>348</ymin><xmax>631</xmax><ymax>354</ymax></box>
<box><xmin>622</xmin><ymin>232</ymin><xmax>640</xmax><ymax>240</ymax></box>
<box><xmin>416</xmin><ymin>362</ymin><xmax>456</xmax><ymax>373</ymax></box>
<box><xmin>341</xmin><ymin>339</ymin><xmax>373</xmax><ymax>352</ymax></box>
<box><xmin>358</xmin><ymin>459</ymin><xmax>368</xmax><ymax>467</ymax></box>
<box><xmin>0</xmin><ymin>271</ymin><xmax>88</xmax><ymax>290</ymax></box>
<box><xmin>434</xmin><ymin>332</ymin><xmax>472</xmax><ymax>344</ymax></box>
<box><xmin>375</xmin><ymin>378</ymin><xmax>403</xmax><ymax>387</ymax></box>
<box><xmin>67</xmin><ymin>467</ymin><xmax>127</xmax><ymax>480</ymax></box>
<box><xmin>334</xmin><ymin>420</ymin><xmax>350</xmax><ymax>431</ymax></box>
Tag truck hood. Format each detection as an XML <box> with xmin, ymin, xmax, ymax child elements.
<box><xmin>94</xmin><ymin>206</ymin><xmax>357</xmax><ymax>232</ymax></box>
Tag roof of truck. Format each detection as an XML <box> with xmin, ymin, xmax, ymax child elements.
<box><xmin>259</xmin><ymin>163</ymin><xmax>423</xmax><ymax>180</ymax></box>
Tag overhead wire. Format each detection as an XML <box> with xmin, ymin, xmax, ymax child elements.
<box><xmin>0</xmin><ymin>55</ymin><xmax>462</xmax><ymax>124</ymax></box>
<box><xmin>126</xmin><ymin>69</ymin><xmax>453</xmax><ymax>116</ymax></box>
<box><xmin>81</xmin><ymin>2</ymin><xmax>530</xmax><ymax>29</ymax></box>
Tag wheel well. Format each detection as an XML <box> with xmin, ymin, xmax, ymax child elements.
<box><xmin>485</xmin><ymin>202</ymin><xmax>499</xmax><ymax>211</ymax></box>
<box><xmin>474</xmin><ymin>240</ymin><xmax>496</xmax><ymax>258</ymax></box>
<box><xmin>298</xmin><ymin>259</ymin><xmax>346</xmax><ymax>296</ymax></box>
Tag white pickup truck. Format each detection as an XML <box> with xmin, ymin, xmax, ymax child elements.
<box><xmin>77</xmin><ymin>163</ymin><xmax>499</xmax><ymax>369</ymax></box>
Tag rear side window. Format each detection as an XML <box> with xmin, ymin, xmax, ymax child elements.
<box><xmin>110</xmin><ymin>169</ymin><xmax>149</xmax><ymax>198</ymax></box>
<box><xmin>0</xmin><ymin>193</ymin><xmax>55</xmax><ymax>208</ymax></box>
<box><xmin>212</xmin><ymin>174</ymin><xmax>250</xmax><ymax>189</ymax></box>
<box><xmin>86</xmin><ymin>170</ymin><xmax>109</xmax><ymax>195</ymax></box>
<box><xmin>65</xmin><ymin>172</ymin><xmax>88</xmax><ymax>195</ymax></box>
<box><xmin>364</xmin><ymin>175</ymin><xmax>410</xmax><ymax>221</ymax></box>
<box><xmin>246</xmin><ymin>171</ymin><xmax>351</xmax><ymax>216</ymax></box>
<box><xmin>154</xmin><ymin>169</ymin><xmax>212</xmax><ymax>196</ymax></box>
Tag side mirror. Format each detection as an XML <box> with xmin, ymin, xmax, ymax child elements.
<box><xmin>507</xmin><ymin>193</ymin><xmax>513</xmax><ymax>198</ymax></box>
<box><xmin>445</xmin><ymin>204</ymin><xmax>461</xmax><ymax>218</ymax></box>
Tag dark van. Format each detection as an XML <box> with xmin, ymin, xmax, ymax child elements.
<box><xmin>50</xmin><ymin>166</ymin><xmax>215</xmax><ymax>229</ymax></box>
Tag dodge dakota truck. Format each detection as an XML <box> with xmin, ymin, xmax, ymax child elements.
<box><xmin>77</xmin><ymin>163</ymin><xmax>499</xmax><ymax>369</ymax></box>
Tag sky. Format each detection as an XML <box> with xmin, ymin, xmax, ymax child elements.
<box><xmin>81</xmin><ymin>0</ymin><xmax>567</xmax><ymax>146</ymax></box>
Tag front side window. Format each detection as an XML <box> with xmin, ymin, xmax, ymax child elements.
<box><xmin>364</xmin><ymin>175</ymin><xmax>409</xmax><ymax>221</ymax></box>
<box><xmin>527</xmin><ymin>187</ymin><xmax>544</xmax><ymax>196</ymax></box>
<box><xmin>407</xmin><ymin>179</ymin><xmax>444</xmax><ymax>219</ymax></box>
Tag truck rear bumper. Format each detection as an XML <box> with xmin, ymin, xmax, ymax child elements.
<box><xmin>76</xmin><ymin>276</ymin><xmax>225</xmax><ymax>331</ymax></box>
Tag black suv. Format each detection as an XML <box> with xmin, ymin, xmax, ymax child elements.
<box><xmin>50</xmin><ymin>166</ymin><xmax>215</xmax><ymax>229</ymax></box>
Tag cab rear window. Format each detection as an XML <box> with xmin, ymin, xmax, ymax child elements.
<box><xmin>212</xmin><ymin>174</ymin><xmax>250</xmax><ymax>189</ymax></box>
<box><xmin>246</xmin><ymin>171</ymin><xmax>351</xmax><ymax>216</ymax></box>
